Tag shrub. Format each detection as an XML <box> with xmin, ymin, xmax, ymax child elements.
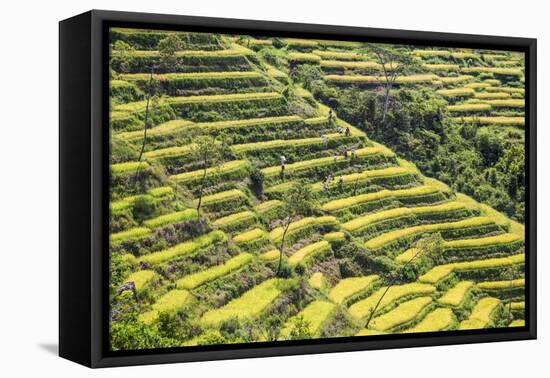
<box><xmin>249</xmin><ymin>168</ymin><xmax>265</xmax><ymax>197</ymax></box>
<box><xmin>132</xmin><ymin>195</ymin><xmax>158</xmax><ymax>223</ymax></box>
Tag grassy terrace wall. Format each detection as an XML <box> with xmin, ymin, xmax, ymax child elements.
<box><xmin>108</xmin><ymin>29</ymin><xmax>526</xmax><ymax>350</ymax></box>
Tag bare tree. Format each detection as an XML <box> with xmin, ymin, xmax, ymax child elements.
<box><xmin>137</xmin><ymin>34</ymin><xmax>183</xmax><ymax>163</ymax></box>
<box><xmin>190</xmin><ymin>136</ymin><xmax>224</xmax><ymax>219</ymax></box>
<box><xmin>368</xmin><ymin>44</ymin><xmax>415</xmax><ymax>123</ymax></box>
<box><xmin>364</xmin><ymin>233</ymin><xmax>443</xmax><ymax>329</ymax></box>
<box><xmin>276</xmin><ymin>182</ymin><xmax>317</xmax><ymax>276</ymax></box>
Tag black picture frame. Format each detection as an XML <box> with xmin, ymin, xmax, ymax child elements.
<box><xmin>59</xmin><ymin>9</ymin><xmax>537</xmax><ymax>368</ymax></box>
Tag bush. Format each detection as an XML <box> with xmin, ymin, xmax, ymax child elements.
<box><xmin>249</xmin><ymin>167</ymin><xmax>265</xmax><ymax>197</ymax></box>
<box><xmin>132</xmin><ymin>196</ymin><xmax>157</xmax><ymax>223</ymax></box>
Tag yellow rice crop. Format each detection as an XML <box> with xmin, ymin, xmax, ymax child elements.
<box><xmin>311</xmin><ymin>166</ymin><xmax>415</xmax><ymax>192</ymax></box>
<box><xmin>438</xmin><ymin>281</ymin><xmax>474</xmax><ymax>306</ymax></box>
<box><xmin>461</xmin><ymin>66</ymin><xmax>523</xmax><ymax>76</ymax></box>
<box><xmin>124</xmin><ymin>270</ymin><xmax>157</xmax><ymax>291</ymax></box>
<box><xmin>404</xmin><ymin>308</ymin><xmax>455</xmax><ymax>333</ymax></box>
<box><xmin>176</xmin><ymin>253</ymin><xmax>253</xmax><ymax>289</ymax></box>
<box><xmin>348</xmin><ymin>283</ymin><xmax>436</xmax><ymax>319</ymax></box>
<box><xmin>328</xmin><ymin>275</ymin><xmax>379</xmax><ymax>304</ymax></box>
<box><xmin>482</xmin><ymin>99</ymin><xmax>524</xmax><ymax>108</ymax></box>
<box><xmin>255</xmin><ymin>200</ymin><xmax>283</xmax><ymax>213</ymax></box>
<box><xmin>510</xmin><ymin>301</ymin><xmax>525</xmax><ymax>310</ymax></box>
<box><xmin>509</xmin><ymin>319</ymin><xmax>525</xmax><ymax>327</ymax></box>
<box><xmin>143</xmin><ymin>144</ymin><xmax>195</xmax><ymax>159</ymax></box>
<box><xmin>423</xmin><ymin>63</ymin><xmax>460</xmax><ymax>71</ymax></box>
<box><xmin>139</xmin><ymin>289</ymin><xmax>190</xmax><ymax>324</ymax></box>
<box><xmin>171</xmin><ymin>160</ymin><xmax>249</xmax><ymax>183</ymax></box>
<box><xmin>198</xmin><ymin>189</ymin><xmax>247</xmax><ymax>205</ymax></box>
<box><xmin>206</xmin><ymin>115</ymin><xmax>302</xmax><ymax>129</ymax></box>
<box><xmin>447</xmin><ymin>103</ymin><xmax>492</xmax><ymax>112</ymax></box>
<box><xmin>110</xmin><ymin>161</ymin><xmax>149</xmax><ymax>175</ymax></box>
<box><xmin>459</xmin><ymin>297</ymin><xmax>501</xmax><ymax>330</ymax></box>
<box><xmin>143</xmin><ymin>209</ymin><xmax>198</xmax><ymax>228</ymax></box>
<box><xmin>473</xmin><ymin>92</ymin><xmax>511</xmax><ymax>99</ymax></box>
<box><xmin>436</xmin><ymin>88</ymin><xmax>475</xmax><ymax>97</ymax></box>
<box><xmin>443</xmin><ymin>233</ymin><xmax>522</xmax><ymax>249</ymax></box>
<box><xmin>139</xmin><ymin>231</ymin><xmax>227</xmax><ymax>264</ymax></box>
<box><xmin>438</xmin><ymin>75</ymin><xmax>474</xmax><ymax>84</ymax></box>
<box><xmin>308</xmin><ymin>272</ymin><xmax>325</xmax><ymax>290</ymax></box>
<box><xmin>262</xmin><ymin>145</ymin><xmax>385</xmax><ymax>177</ymax></box>
<box><xmin>269</xmin><ymin>216</ymin><xmax>337</xmax><ymax>242</ymax></box>
<box><xmin>325</xmin><ymin>74</ymin><xmax>438</xmax><ymax>84</ymax></box>
<box><xmin>364</xmin><ymin>217</ymin><xmax>494</xmax><ymax>250</ymax></box>
<box><xmin>110</xmin><ymin>227</ymin><xmax>151</xmax><ymax>246</ymax></box>
<box><xmin>324</xmin><ymin>232</ymin><xmax>346</xmax><ymax>242</ymax></box>
<box><xmin>369</xmin><ymin>297</ymin><xmax>433</xmax><ymax>331</ymax></box>
<box><xmin>117</xmin><ymin>119</ymin><xmax>194</xmax><ymax>140</ymax></box>
<box><xmin>419</xmin><ymin>253</ymin><xmax>525</xmax><ymax>284</ymax></box>
<box><xmin>120</xmin><ymin>71</ymin><xmax>264</xmax><ymax>82</ymax></box>
<box><xmin>288</xmin><ymin>52</ymin><xmax>322</xmax><ymax>63</ymax></box>
<box><xmin>320</xmin><ymin>60</ymin><xmax>382</xmax><ymax>70</ymax></box>
<box><xmin>343</xmin><ymin>201</ymin><xmax>466</xmax><ymax>233</ymax></box>
<box><xmin>232</xmin><ymin>132</ymin><xmax>358</xmax><ymax>154</ymax></box>
<box><xmin>322</xmin><ymin>185</ymin><xmax>441</xmax><ymax>212</ymax></box>
<box><xmin>259</xmin><ymin>249</ymin><xmax>280</xmax><ymax>261</ymax></box>
<box><xmin>200</xmin><ymin>278</ymin><xmax>293</xmax><ymax>326</ymax></box>
<box><xmin>486</xmin><ymin>86</ymin><xmax>524</xmax><ymax>94</ymax></box>
<box><xmin>213</xmin><ymin>210</ymin><xmax>256</xmax><ymax>227</ymax></box>
<box><xmin>288</xmin><ymin>240</ymin><xmax>331</xmax><ymax>266</ymax></box>
<box><xmin>114</xmin><ymin>44</ymin><xmax>254</xmax><ymax>58</ymax></box>
<box><xmin>233</xmin><ymin>228</ymin><xmax>267</xmax><ymax>244</ymax></box>
<box><xmin>114</xmin><ymin>92</ymin><xmax>282</xmax><ymax>114</ymax></box>
<box><xmin>451</xmin><ymin>116</ymin><xmax>524</xmax><ymax>126</ymax></box>
<box><xmin>280</xmin><ymin>301</ymin><xmax>336</xmax><ymax>338</ymax></box>
<box><xmin>477</xmin><ymin>278</ymin><xmax>525</xmax><ymax>290</ymax></box>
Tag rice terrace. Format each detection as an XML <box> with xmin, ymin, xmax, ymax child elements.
<box><xmin>108</xmin><ymin>28</ymin><xmax>526</xmax><ymax>350</ymax></box>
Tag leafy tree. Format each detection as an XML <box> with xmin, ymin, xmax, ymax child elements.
<box><xmin>276</xmin><ymin>182</ymin><xmax>317</xmax><ymax>276</ymax></box>
<box><xmin>289</xmin><ymin>315</ymin><xmax>312</xmax><ymax>340</ymax></box>
<box><xmin>364</xmin><ymin>233</ymin><xmax>443</xmax><ymax>328</ymax></box>
<box><xmin>110</xmin><ymin>40</ymin><xmax>135</xmax><ymax>75</ymax></box>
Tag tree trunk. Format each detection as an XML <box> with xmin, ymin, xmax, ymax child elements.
<box><xmin>365</xmin><ymin>246</ymin><xmax>424</xmax><ymax>328</ymax></box>
<box><xmin>277</xmin><ymin>218</ymin><xmax>292</xmax><ymax>276</ymax></box>
<box><xmin>137</xmin><ymin>67</ymin><xmax>155</xmax><ymax>162</ymax></box>
<box><xmin>196</xmin><ymin>167</ymin><xmax>207</xmax><ymax>219</ymax></box>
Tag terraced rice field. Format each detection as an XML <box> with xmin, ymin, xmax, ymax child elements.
<box><xmin>108</xmin><ymin>28</ymin><xmax>526</xmax><ymax>351</ymax></box>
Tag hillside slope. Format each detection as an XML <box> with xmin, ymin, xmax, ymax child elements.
<box><xmin>108</xmin><ymin>29</ymin><xmax>525</xmax><ymax>350</ymax></box>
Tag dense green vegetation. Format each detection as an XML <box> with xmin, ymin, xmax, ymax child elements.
<box><xmin>289</xmin><ymin>57</ymin><xmax>525</xmax><ymax>222</ymax></box>
<box><xmin>108</xmin><ymin>28</ymin><xmax>526</xmax><ymax>351</ymax></box>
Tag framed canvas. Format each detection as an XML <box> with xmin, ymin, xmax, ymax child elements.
<box><xmin>59</xmin><ymin>10</ymin><xmax>536</xmax><ymax>368</ymax></box>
